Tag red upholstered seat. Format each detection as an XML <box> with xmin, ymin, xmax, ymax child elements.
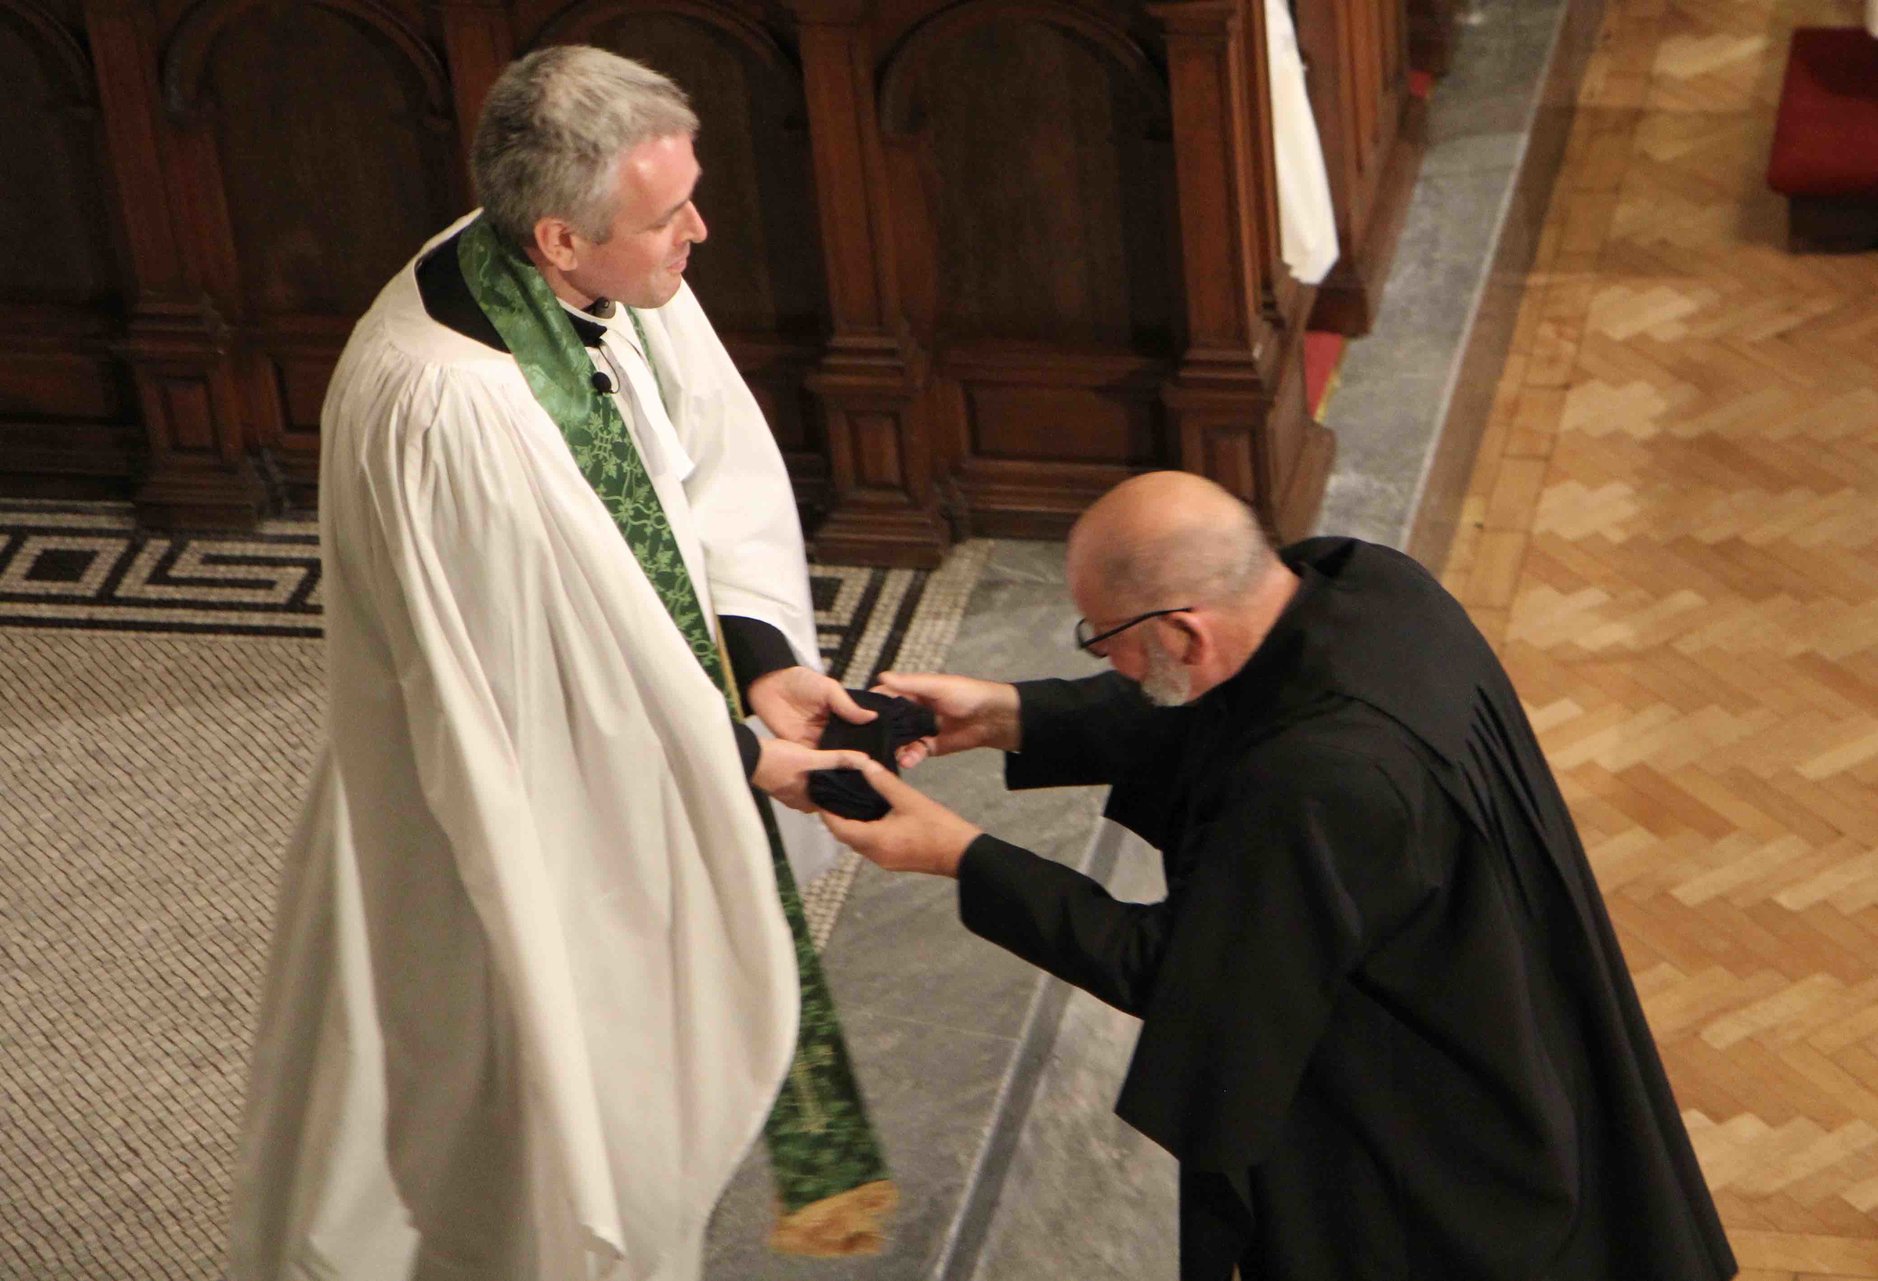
<box><xmin>1768</xmin><ymin>28</ymin><xmax>1878</xmax><ymax>197</ymax></box>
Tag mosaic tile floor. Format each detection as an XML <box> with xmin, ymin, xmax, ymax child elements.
<box><xmin>0</xmin><ymin>500</ymin><xmax>989</xmax><ymax>1279</ymax></box>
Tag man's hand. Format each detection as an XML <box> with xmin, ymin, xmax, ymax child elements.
<box><xmin>872</xmin><ymin>672</ymin><xmax>1020</xmax><ymax>769</ymax></box>
<box><xmin>746</xmin><ymin>665</ymin><xmax>876</xmax><ymax>747</ymax></box>
<box><xmin>753</xmin><ymin>739</ymin><xmax>876</xmax><ymax>814</ymax></box>
<box><xmin>819</xmin><ymin>762</ymin><xmax>982</xmax><ymax>877</ymax></box>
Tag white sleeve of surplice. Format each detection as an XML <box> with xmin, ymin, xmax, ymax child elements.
<box><xmin>645</xmin><ymin>284</ymin><xmax>821</xmax><ymax>670</ymax></box>
<box><xmin>1266</xmin><ymin>0</ymin><xmax>1341</xmax><ymax>285</ymax></box>
<box><xmin>326</xmin><ymin>356</ymin><xmax>797</xmax><ymax>1276</ymax></box>
<box><xmin>643</xmin><ymin>284</ymin><xmax>844</xmax><ymax>885</ymax></box>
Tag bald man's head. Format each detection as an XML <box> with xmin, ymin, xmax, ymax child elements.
<box><xmin>1066</xmin><ymin>471</ymin><xmax>1274</xmax><ymax>620</ymax></box>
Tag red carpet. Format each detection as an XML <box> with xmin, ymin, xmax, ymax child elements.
<box><xmin>1304</xmin><ymin>330</ymin><xmax>1345</xmax><ymax>418</ymax></box>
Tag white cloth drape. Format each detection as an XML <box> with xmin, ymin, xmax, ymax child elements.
<box><xmin>1266</xmin><ymin>0</ymin><xmax>1342</xmax><ymax>285</ymax></box>
<box><xmin>230</xmin><ymin>217</ymin><xmax>812</xmax><ymax>1281</ymax></box>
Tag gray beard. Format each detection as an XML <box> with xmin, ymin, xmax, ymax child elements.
<box><xmin>1140</xmin><ymin>635</ymin><xmax>1192</xmax><ymax>708</ymax></box>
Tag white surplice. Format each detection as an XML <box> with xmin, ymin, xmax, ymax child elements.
<box><xmin>230</xmin><ymin>217</ymin><xmax>819</xmax><ymax>1280</ymax></box>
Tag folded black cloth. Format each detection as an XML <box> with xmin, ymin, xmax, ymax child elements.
<box><xmin>808</xmin><ymin>689</ymin><xmax>938</xmax><ymax>821</ymax></box>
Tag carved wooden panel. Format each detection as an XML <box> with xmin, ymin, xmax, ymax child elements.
<box><xmin>884</xmin><ymin>16</ymin><xmax>1176</xmax><ymax>348</ymax></box>
<box><xmin>163</xmin><ymin>0</ymin><xmax>459</xmax><ymax>495</ymax></box>
<box><xmin>880</xmin><ymin>11</ymin><xmax>1180</xmax><ymax>532</ymax></box>
<box><xmin>0</xmin><ymin>0</ymin><xmax>1360</xmax><ymax>558</ymax></box>
<box><xmin>1300</xmin><ymin>0</ymin><xmax>1422</xmax><ymax>335</ymax></box>
<box><xmin>0</xmin><ymin>0</ymin><xmax>140</xmax><ymax>494</ymax></box>
<box><xmin>190</xmin><ymin>5</ymin><xmax>455</xmax><ymax>317</ymax></box>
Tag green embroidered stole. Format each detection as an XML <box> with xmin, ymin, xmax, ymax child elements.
<box><xmin>456</xmin><ymin>217</ymin><xmax>890</xmax><ymax>1228</ymax></box>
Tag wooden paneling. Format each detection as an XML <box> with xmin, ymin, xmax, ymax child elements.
<box><xmin>1299</xmin><ymin>0</ymin><xmax>1425</xmax><ymax>336</ymax></box>
<box><xmin>174</xmin><ymin>0</ymin><xmax>461</xmax><ymax>499</ymax></box>
<box><xmin>883</xmin><ymin>19</ymin><xmax>1177</xmax><ymax>347</ymax></box>
<box><xmin>0</xmin><ymin>0</ymin><xmax>1374</xmax><ymax>560</ymax></box>
<box><xmin>0</xmin><ymin>1</ymin><xmax>142</xmax><ymax>495</ymax></box>
<box><xmin>1406</xmin><ymin>0</ymin><xmax>1458</xmax><ymax>77</ymax></box>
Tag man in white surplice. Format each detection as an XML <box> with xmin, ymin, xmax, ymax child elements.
<box><xmin>231</xmin><ymin>48</ymin><xmax>877</xmax><ymax>1281</ymax></box>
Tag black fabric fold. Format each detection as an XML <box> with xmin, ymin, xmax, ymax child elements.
<box><xmin>417</xmin><ymin>228</ymin><xmax>608</xmax><ymax>351</ymax></box>
<box><xmin>807</xmin><ymin>689</ymin><xmax>937</xmax><ymax>821</ymax></box>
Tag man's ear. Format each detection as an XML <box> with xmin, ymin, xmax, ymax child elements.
<box><xmin>531</xmin><ymin>216</ymin><xmax>580</xmax><ymax>272</ymax></box>
<box><xmin>1166</xmin><ymin>612</ymin><xmax>1205</xmax><ymax>664</ymax></box>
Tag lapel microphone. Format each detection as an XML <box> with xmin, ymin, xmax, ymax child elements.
<box><xmin>590</xmin><ymin>369</ymin><xmax>616</xmax><ymax>395</ymax></box>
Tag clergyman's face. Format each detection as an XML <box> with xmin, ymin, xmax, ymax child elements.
<box><xmin>566</xmin><ymin>132</ymin><xmax>707</xmax><ymax>309</ymax></box>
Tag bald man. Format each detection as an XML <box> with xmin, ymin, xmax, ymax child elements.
<box><xmin>822</xmin><ymin>473</ymin><xmax>1735</xmax><ymax>1281</ymax></box>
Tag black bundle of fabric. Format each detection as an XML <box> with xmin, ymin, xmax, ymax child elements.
<box><xmin>808</xmin><ymin>689</ymin><xmax>938</xmax><ymax>820</ymax></box>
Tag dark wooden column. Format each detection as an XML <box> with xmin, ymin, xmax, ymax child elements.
<box><xmin>85</xmin><ymin>0</ymin><xmax>265</xmax><ymax>529</ymax></box>
<box><xmin>1407</xmin><ymin>0</ymin><xmax>1457</xmax><ymax>78</ymax></box>
<box><xmin>1301</xmin><ymin>0</ymin><xmax>1425</xmax><ymax>336</ymax></box>
<box><xmin>435</xmin><ymin>0</ymin><xmax>514</xmax><ymax>172</ymax></box>
<box><xmin>1151</xmin><ymin>0</ymin><xmax>1333</xmax><ymax>541</ymax></box>
<box><xmin>788</xmin><ymin>0</ymin><xmax>946</xmax><ymax>567</ymax></box>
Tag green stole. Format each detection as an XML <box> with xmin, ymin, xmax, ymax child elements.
<box><xmin>456</xmin><ymin>217</ymin><xmax>893</xmax><ymax>1252</ymax></box>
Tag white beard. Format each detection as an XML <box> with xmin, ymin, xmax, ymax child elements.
<box><xmin>1140</xmin><ymin>633</ymin><xmax>1192</xmax><ymax>708</ymax></box>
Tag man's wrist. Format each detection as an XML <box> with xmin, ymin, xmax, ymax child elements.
<box><xmin>991</xmin><ymin>684</ymin><xmax>1023</xmax><ymax>752</ymax></box>
<box><xmin>932</xmin><ymin>826</ymin><xmax>983</xmax><ymax>878</ymax></box>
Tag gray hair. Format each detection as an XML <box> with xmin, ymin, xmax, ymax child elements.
<box><xmin>470</xmin><ymin>46</ymin><xmax>698</xmax><ymax>245</ymax></box>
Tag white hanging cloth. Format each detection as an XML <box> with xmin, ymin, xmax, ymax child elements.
<box><xmin>1265</xmin><ymin>0</ymin><xmax>1342</xmax><ymax>285</ymax></box>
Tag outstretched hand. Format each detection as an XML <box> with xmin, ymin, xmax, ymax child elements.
<box><xmin>746</xmin><ymin>665</ymin><xmax>876</xmax><ymax>747</ymax></box>
<box><xmin>819</xmin><ymin>761</ymin><xmax>982</xmax><ymax>877</ymax></box>
<box><xmin>753</xmin><ymin>739</ymin><xmax>876</xmax><ymax>813</ymax></box>
<box><xmin>871</xmin><ymin>672</ymin><xmax>1021</xmax><ymax>769</ymax></box>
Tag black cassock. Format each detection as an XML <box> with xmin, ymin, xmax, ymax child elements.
<box><xmin>957</xmin><ymin>537</ymin><xmax>1735</xmax><ymax>1281</ymax></box>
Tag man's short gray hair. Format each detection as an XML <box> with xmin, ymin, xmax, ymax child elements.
<box><xmin>470</xmin><ymin>45</ymin><xmax>698</xmax><ymax>245</ymax></box>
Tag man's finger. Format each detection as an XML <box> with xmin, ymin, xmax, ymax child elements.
<box><xmin>875</xmin><ymin>671</ymin><xmax>940</xmax><ymax>702</ymax></box>
<box><xmin>827</xmin><ymin>682</ymin><xmax>879</xmax><ymax>724</ymax></box>
<box><xmin>858</xmin><ymin>758</ymin><xmax>920</xmax><ymax>804</ymax></box>
<box><xmin>820</xmin><ymin>811</ymin><xmax>871</xmax><ymax>849</ymax></box>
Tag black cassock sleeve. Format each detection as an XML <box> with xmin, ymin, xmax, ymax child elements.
<box><xmin>720</xmin><ymin>614</ymin><xmax>799</xmax><ymax>703</ymax></box>
<box><xmin>961</xmin><ymin>735</ymin><xmax>1427</xmax><ymax>1173</ymax></box>
<box><xmin>720</xmin><ymin>615</ymin><xmax>798</xmax><ymax>781</ymax></box>
<box><xmin>1004</xmin><ymin>672</ymin><xmax>1193</xmax><ymax>809</ymax></box>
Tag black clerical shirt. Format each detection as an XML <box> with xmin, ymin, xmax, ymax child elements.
<box><xmin>956</xmin><ymin>538</ymin><xmax>1735</xmax><ymax>1281</ymax></box>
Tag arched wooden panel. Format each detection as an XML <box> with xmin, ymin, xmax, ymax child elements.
<box><xmin>882</xmin><ymin>14</ymin><xmax>1176</xmax><ymax>350</ymax></box>
<box><xmin>551</xmin><ymin>6</ymin><xmax>830</xmax><ymax>340</ymax></box>
<box><xmin>0</xmin><ymin>1</ymin><xmax>115</xmax><ymax>307</ymax></box>
<box><xmin>0</xmin><ymin>0</ymin><xmax>139</xmax><ymax>495</ymax></box>
<box><xmin>188</xmin><ymin>2</ymin><xmax>457</xmax><ymax>318</ymax></box>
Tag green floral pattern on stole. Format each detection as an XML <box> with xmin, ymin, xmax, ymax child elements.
<box><xmin>457</xmin><ymin>218</ymin><xmax>889</xmax><ymax>1216</ymax></box>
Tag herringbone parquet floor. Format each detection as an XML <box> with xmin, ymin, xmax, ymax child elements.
<box><xmin>1441</xmin><ymin>0</ymin><xmax>1878</xmax><ymax>1276</ymax></box>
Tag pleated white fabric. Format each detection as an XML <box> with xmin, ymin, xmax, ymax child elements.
<box><xmin>1266</xmin><ymin>0</ymin><xmax>1342</xmax><ymax>285</ymax></box>
<box><xmin>230</xmin><ymin>220</ymin><xmax>806</xmax><ymax>1280</ymax></box>
<box><xmin>590</xmin><ymin>281</ymin><xmax>840</xmax><ymax>886</ymax></box>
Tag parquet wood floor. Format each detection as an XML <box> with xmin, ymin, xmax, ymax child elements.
<box><xmin>1441</xmin><ymin>0</ymin><xmax>1878</xmax><ymax>1274</ymax></box>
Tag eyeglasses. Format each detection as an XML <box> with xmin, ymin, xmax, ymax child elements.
<box><xmin>1074</xmin><ymin>606</ymin><xmax>1193</xmax><ymax>654</ymax></box>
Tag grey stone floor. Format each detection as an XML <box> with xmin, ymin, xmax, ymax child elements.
<box><xmin>706</xmin><ymin>0</ymin><xmax>1579</xmax><ymax>1273</ymax></box>
<box><xmin>1320</xmin><ymin>0</ymin><xmax>1572</xmax><ymax>548</ymax></box>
